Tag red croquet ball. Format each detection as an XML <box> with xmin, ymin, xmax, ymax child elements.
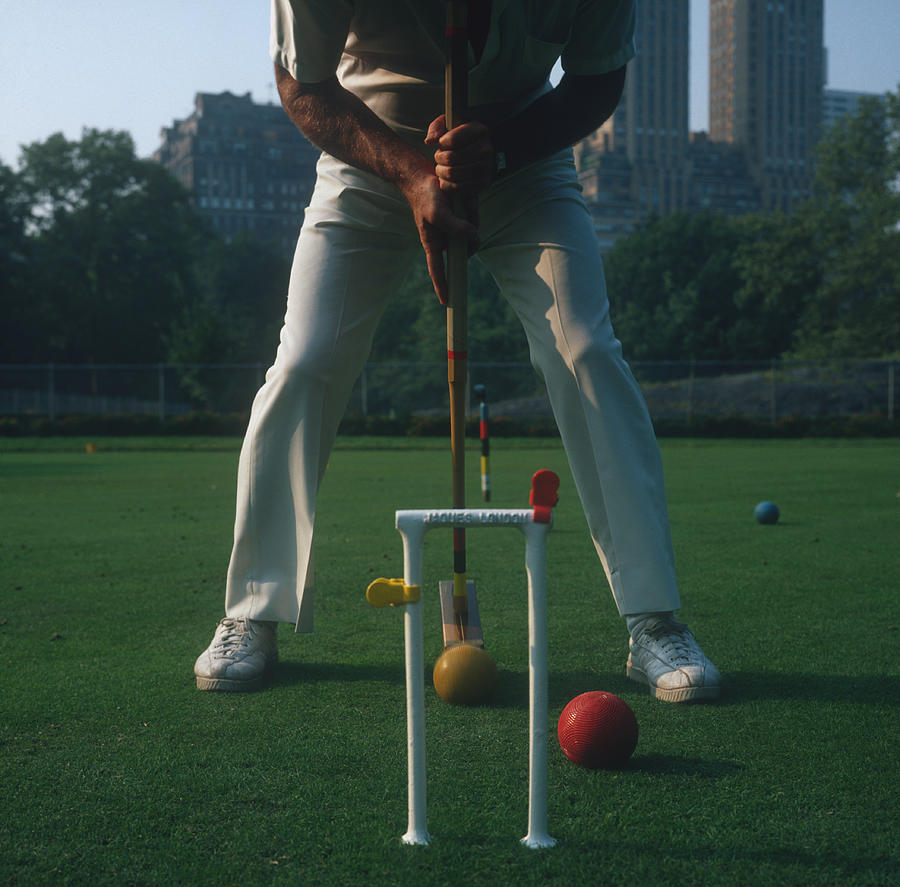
<box><xmin>558</xmin><ymin>691</ymin><xmax>638</xmax><ymax>769</ymax></box>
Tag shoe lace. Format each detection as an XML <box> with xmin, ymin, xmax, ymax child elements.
<box><xmin>211</xmin><ymin>617</ymin><xmax>252</xmax><ymax>658</ymax></box>
<box><xmin>642</xmin><ymin>620</ymin><xmax>698</xmax><ymax>667</ymax></box>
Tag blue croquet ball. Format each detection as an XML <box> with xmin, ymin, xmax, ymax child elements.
<box><xmin>754</xmin><ymin>501</ymin><xmax>780</xmax><ymax>524</ymax></box>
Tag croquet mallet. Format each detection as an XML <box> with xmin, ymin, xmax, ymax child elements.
<box><xmin>438</xmin><ymin>0</ymin><xmax>484</xmax><ymax>649</ymax></box>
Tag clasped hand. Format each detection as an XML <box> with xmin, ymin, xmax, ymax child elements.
<box><xmin>406</xmin><ymin>116</ymin><xmax>497</xmax><ymax>305</ymax></box>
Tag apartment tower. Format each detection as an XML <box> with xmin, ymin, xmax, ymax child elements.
<box><xmin>154</xmin><ymin>92</ymin><xmax>320</xmax><ymax>257</ymax></box>
<box><xmin>710</xmin><ymin>0</ymin><xmax>824</xmax><ymax>210</ymax></box>
<box><xmin>589</xmin><ymin>0</ymin><xmax>690</xmax><ymax>217</ymax></box>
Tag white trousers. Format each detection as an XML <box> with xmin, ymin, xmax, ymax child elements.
<box><xmin>225</xmin><ymin>150</ymin><xmax>680</xmax><ymax>630</ymax></box>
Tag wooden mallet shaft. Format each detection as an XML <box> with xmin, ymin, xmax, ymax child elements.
<box><xmin>445</xmin><ymin>0</ymin><xmax>470</xmax><ymax>618</ymax></box>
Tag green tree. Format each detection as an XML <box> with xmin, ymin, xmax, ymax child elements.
<box><xmin>0</xmin><ymin>161</ymin><xmax>38</xmax><ymax>360</ymax></box>
<box><xmin>10</xmin><ymin>129</ymin><xmax>209</xmax><ymax>362</ymax></box>
<box><xmin>788</xmin><ymin>91</ymin><xmax>900</xmax><ymax>357</ymax></box>
<box><xmin>604</xmin><ymin>212</ymin><xmax>752</xmax><ymax>361</ymax></box>
<box><xmin>165</xmin><ymin>234</ymin><xmax>292</xmax><ymax>409</ymax></box>
<box><xmin>730</xmin><ymin>211</ymin><xmax>820</xmax><ymax>358</ymax></box>
<box><xmin>177</xmin><ymin>234</ymin><xmax>292</xmax><ymax>364</ymax></box>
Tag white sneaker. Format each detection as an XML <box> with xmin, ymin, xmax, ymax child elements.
<box><xmin>194</xmin><ymin>617</ymin><xmax>278</xmax><ymax>692</ymax></box>
<box><xmin>626</xmin><ymin>617</ymin><xmax>721</xmax><ymax>703</ymax></box>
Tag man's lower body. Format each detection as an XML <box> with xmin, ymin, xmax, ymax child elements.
<box><xmin>194</xmin><ymin>150</ymin><xmax>720</xmax><ymax>701</ymax></box>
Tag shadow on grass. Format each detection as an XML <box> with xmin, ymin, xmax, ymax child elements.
<box><xmin>273</xmin><ymin>661</ymin><xmax>406</xmax><ymax>687</ymax></box>
<box><xmin>627</xmin><ymin>753</ymin><xmax>744</xmax><ymax>778</ymax></box>
<box><xmin>272</xmin><ymin>663</ymin><xmax>636</xmax><ymax>712</ymax></box>
<box><xmin>500</xmin><ymin>833</ymin><xmax>894</xmax><ymax>883</ymax></box>
<box><xmin>717</xmin><ymin>671</ymin><xmax>898</xmax><ymax>706</ymax></box>
<box><xmin>474</xmin><ymin>670</ymin><xmax>637</xmax><ymax>710</ymax></box>
<box><xmin>272</xmin><ymin>664</ymin><xmax>897</xmax><ymax>711</ymax></box>
<box><xmin>430</xmin><ymin>669</ymin><xmax>644</xmax><ymax>710</ymax></box>
<box><xmin>546</xmin><ymin>669</ymin><xmax>899</xmax><ymax>709</ymax></box>
<box><xmin>548</xmin><ymin>672</ymin><xmax>639</xmax><ymax>708</ymax></box>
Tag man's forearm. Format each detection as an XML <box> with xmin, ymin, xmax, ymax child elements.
<box><xmin>274</xmin><ymin>64</ymin><xmax>475</xmax><ymax>306</ymax></box>
<box><xmin>487</xmin><ymin>67</ymin><xmax>626</xmax><ymax>175</ymax></box>
<box><xmin>274</xmin><ymin>65</ymin><xmax>432</xmax><ymax>193</ymax></box>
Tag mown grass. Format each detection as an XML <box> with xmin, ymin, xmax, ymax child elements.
<box><xmin>1</xmin><ymin>438</ymin><xmax>898</xmax><ymax>885</ymax></box>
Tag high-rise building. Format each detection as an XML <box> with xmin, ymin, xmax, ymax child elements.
<box><xmin>587</xmin><ymin>0</ymin><xmax>691</xmax><ymax>217</ymax></box>
<box><xmin>686</xmin><ymin>132</ymin><xmax>762</xmax><ymax>215</ymax></box>
<box><xmin>822</xmin><ymin>88</ymin><xmax>885</xmax><ymax>130</ymax></box>
<box><xmin>154</xmin><ymin>92</ymin><xmax>321</xmax><ymax>256</ymax></box>
<box><xmin>709</xmin><ymin>0</ymin><xmax>824</xmax><ymax>211</ymax></box>
<box><xmin>577</xmin><ymin>0</ymin><xmax>761</xmax><ymax>246</ymax></box>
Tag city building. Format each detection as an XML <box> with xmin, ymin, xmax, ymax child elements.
<box><xmin>575</xmin><ymin>150</ymin><xmax>639</xmax><ymax>252</ymax></box>
<box><xmin>709</xmin><ymin>0</ymin><xmax>825</xmax><ymax>211</ymax></box>
<box><xmin>822</xmin><ymin>88</ymin><xmax>885</xmax><ymax>129</ymax></box>
<box><xmin>577</xmin><ymin>0</ymin><xmax>826</xmax><ymax>248</ymax></box>
<box><xmin>576</xmin><ymin>0</ymin><xmax>761</xmax><ymax>246</ymax></box>
<box><xmin>685</xmin><ymin>132</ymin><xmax>762</xmax><ymax>215</ymax></box>
<box><xmin>603</xmin><ymin>0</ymin><xmax>690</xmax><ymax>215</ymax></box>
<box><xmin>579</xmin><ymin>0</ymin><xmax>691</xmax><ymax>229</ymax></box>
<box><xmin>154</xmin><ymin>91</ymin><xmax>321</xmax><ymax>256</ymax></box>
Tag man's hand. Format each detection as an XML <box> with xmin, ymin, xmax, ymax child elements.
<box><xmin>421</xmin><ymin>115</ymin><xmax>491</xmax><ymax>301</ymax></box>
<box><xmin>398</xmin><ymin>167</ymin><xmax>478</xmax><ymax>306</ymax></box>
<box><xmin>426</xmin><ymin>115</ymin><xmax>496</xmax><ymax>199</ymax></box>
<box><xmin>275</xmin><ymin>67</ymin><xmax>478</xmax><ymax>305</ymax></box>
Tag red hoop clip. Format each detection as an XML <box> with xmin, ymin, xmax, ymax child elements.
<box><xmin>529</xmin><ymin>469</ymin><xmax>560</xmax><ymax>523</ymax></box>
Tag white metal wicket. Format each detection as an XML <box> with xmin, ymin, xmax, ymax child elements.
<box><xmin>387</xmin><ymin>507</ymin><xmax>556</xmax><ymax>849</ymax></box>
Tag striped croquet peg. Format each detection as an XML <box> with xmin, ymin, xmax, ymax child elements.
<box><xmin>474</xmin><ymin>383</ymin><xmax>490</xmax><ymax>501</ymax></box>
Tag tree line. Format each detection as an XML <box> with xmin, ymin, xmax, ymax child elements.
<box><xmin>2</xmin><ymin>90</ymin><xmax>897</xmax><ymax>397</ymax></box>
<box><xmin>605</xmin><ymin>90</ymin><xmax>899</xmax><ymax>362</ymax></box>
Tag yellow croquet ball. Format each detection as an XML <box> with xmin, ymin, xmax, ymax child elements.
<box><xmin>433</xmin><ymin>643</ymin><xmax>497</xmax><ymax>706</ymax></box>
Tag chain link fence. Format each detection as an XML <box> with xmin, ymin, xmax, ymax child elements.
<box><xmin>0</xmin><ymin>360</ymin><xmax>896</xmax><ymax>428</ymax></box>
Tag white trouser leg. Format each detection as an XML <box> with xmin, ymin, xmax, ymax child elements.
<box><xmin>225</xmin><ymin>155</ymin><xmax>419</xmax><ymax>628</ymax></box>
<box><xmin>477</xmin><ymin>152</ymin><xmax>681</xmax><ymax>616</ymax></box>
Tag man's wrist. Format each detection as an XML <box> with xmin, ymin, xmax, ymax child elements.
<box><xmin>394</xmin><ymin>153</ymin><xmax>439</xmax><ymax>200</ymax></box>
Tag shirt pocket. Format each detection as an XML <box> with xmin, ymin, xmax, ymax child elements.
<box><xmin>520</xmin><ymin>33</ymin><xmax>568</xmax><ymax>76</ymax></box>
<box><xmin>524</xmin><ymin>5</ymin><xmax>574</xmax><ymax>46</ymax></box>
<box><xmin>520</xmin><ymin>1</ymin><xmax>573</xmax><ymax>79</ymax></box>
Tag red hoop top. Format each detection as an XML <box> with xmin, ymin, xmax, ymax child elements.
<box><xmin>530</xmin><ymin>469</ymin><xmax>560</xmax><ymax>523</ymax></box>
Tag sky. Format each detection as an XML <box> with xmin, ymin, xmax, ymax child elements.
<box><xmin>1</xmin><ymin>0</ymin><xmax>899</xmax><ymax>167</ymax></box>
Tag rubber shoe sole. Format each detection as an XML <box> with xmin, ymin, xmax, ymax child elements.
<box><xmin>195</xmin><ymin>657</ymin><xmax>276</xmax><ymax>692</ymax></box>
<box><xmin>626</xmin><ymin>654</ymin><xmax>721</xmax><ymax>703</ymax></box>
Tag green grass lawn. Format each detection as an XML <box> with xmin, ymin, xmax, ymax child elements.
<box><xmin>1</xmin><ymin>438</ymin><xmax>898</xmax><ymax>885</ymax></box>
